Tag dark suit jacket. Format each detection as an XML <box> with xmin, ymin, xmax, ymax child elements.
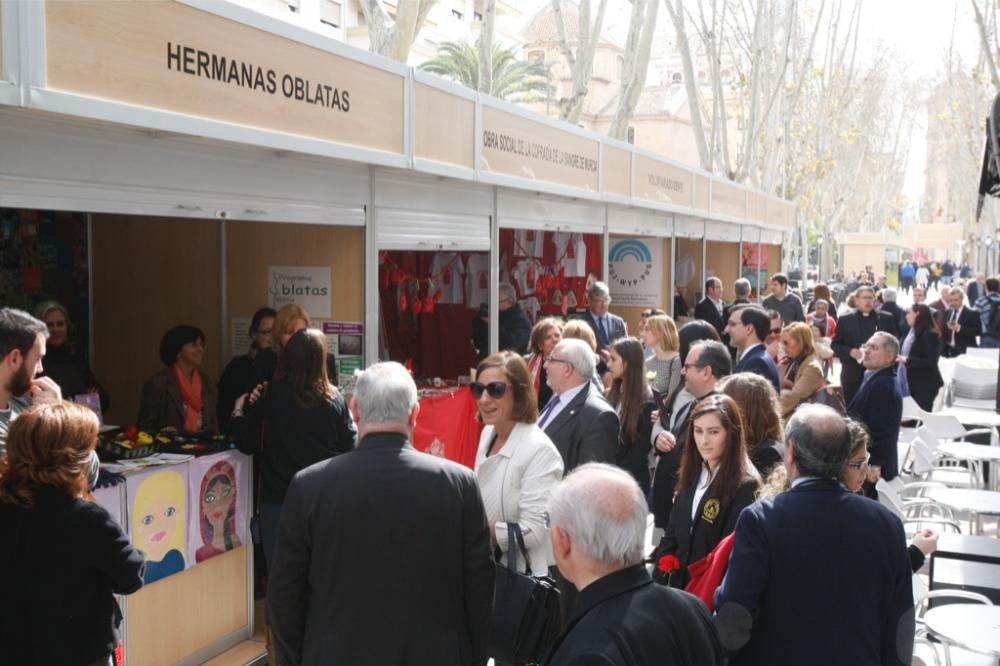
<box><xmin>615</xmin><ymin>400</ymin><xmax>655</xmax><ymax>495</ymax></box>
<box><xmin>748</xmin><ymin>438</ymin><xmax>785</xmax><ymax>478</ymax></box>
<box><xmin>715</xmin><ymin>478</ymin><xmax>914</xmax><ymax>666</ymax></box>
<box><xmin>940</xmin><ymin>306</ymin><xmax>982</xmax><ymax>356</ymax></box>
<box><xmin>543</xmin><ymin>383</ymin><xmax>620</xmax><ymax>472</ymax></box>
<box><xmin>904</xmin><ymin>327</ymin><xmax>943</xmax><ymax>404</ymax></box>
<box><xmin>878</xmin><ymin>302</ymin><xmax>904</xmax><ymax>338</ymax></box>
<box><xmin>577</xmin><ymin>311</ymin><xmax>627</xmax><ymax>351</ymax></box>
<box><xmin>0</xmin><ymin>487</ymin><xmax>145</xmax><ymax>665</ymax></box>
<box><xmin>136</xmin><ymin>366</ymin><xmax>219</xmax><ymax>434</ymax></box>
<box><xmin>830</xmin><ymin>310</ymin><xmax>896</xmax><ymax>397</ymax></box>
<box><xmin>544</xmin><ymin>566</ymin><xmax>724</xmax><ymax>666</ymax></box>
<box><xmin>848</xmin><ymin>365</ymin><xmax>903</xmax><ymax>480</ymax></box>
<box><xmin>968</xmin><ymin>280</ymin><xmax>986</xmax><ymax>304</ymax></box>
<box><xmin>695</xmin><ymin>297</ymin><xmax>727</xmax><ymax>337</ymax></box>
<box><xmin>734</xmin><ymin>345</ymin><xmax>781</xmax><ymax>395</ymax></box>
<box><xmin>268</xmin><ymin>432</ymin><xmax>495</xmax><ymax>666</ymax></box>
<box><xmin>657</xmin><ymin>477</ymin><xmax>759</xmax><ymax>589</ymax></box>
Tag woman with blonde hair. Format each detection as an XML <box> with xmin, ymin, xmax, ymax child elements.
<box><xmin>252</xmin><ymin>303</ymin><xmax>337</xmax><ymax>387</ymax></box>
<box><xmin>777</xmin><ymin>322</ymin><xmax>826</xmax><ymax>418</ymax></box>
<box><xmin>720</xmin><ymin>373</ymin><xmax>785</xmax><ymax>477</ymax></box>
<box><xmin>0</xmin><ymin>402</ymin><xmax>145</xmax><ymax>665</ymax></box>
<box><xmin>641</xmin><ymin>314</ymin><xmax>681</xmax><ymax>397</ymax></box>
<box><xmin>524</xmin><ymin>317</ymin><xmax>562</xmax><ymax>409</ymax></box>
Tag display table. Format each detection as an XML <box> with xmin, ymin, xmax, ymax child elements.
<box><xmin>923</xmin><ymin>605</ymin><xmax>1000</xmax><ymax>657</ymax></box>
<box><xmin>926</xmin><ymin>488</ymin><xmax>1000</xmax><ymax>535</ymax></box>
<box><xmin>95</xmin><ymin>450</ymin><xmax>252</xmax><ymax>666</ymax></box>
<box><xmin>412</xmin><ymin>386</ymin><xmax>483</xmax><ymax>469</ymax></box>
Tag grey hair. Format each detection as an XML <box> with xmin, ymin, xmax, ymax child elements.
<box><xmin>949</xmin><ymin>286</ymin><xmax>965</xmax><ymax>298</ymax></box>
<box><xmin>587</xmin><ymin>281</ymin><xmax>611</xmax><ymax>300</ymax></box>
<box><xmin>734</xmin><ymin>278</ymin><xmax>751</xmax><ymax>298</ymax></box>
<box><xmin>881</xmin><ymin>287</ymin><xmax>897</xmax><ymax>303</ymax></box>
<box><xmin>871</xmin><ymin>331</ymin><xmax>900</xmax><ymax>358</ymax></box>
<box><xmin>499</xmin><ymin>282</ymin><xmax>517</xmax><ymax>302</ymax></box>
<box><xmin>785</xmin><ymin>404</ymin><xmax>852</xmax><ymax>478</ymax></box>
<box><xmin>352</xmin><ymin>361</ymin><xmax>418</xmax><ymax>425</ymax></box>
<box><xmin>548</xmin><ymin>463</ymin><xmax>647</xmax><ymax>567</ymax></box>
<box><xmin>855</xmin><ymin>285</ymin><xmax>875</xmax><ymax>298</ymax></box>
<box><xmin>556</xmin><ymin>338</ymin><xmax>596</xmax><ymax>380</ymax></box>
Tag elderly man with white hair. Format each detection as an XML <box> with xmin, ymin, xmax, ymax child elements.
<box><xmin>268</xmin><ymin>361</ymin><xmax>495</xmax><ymax>666</ymax></box>
<box><xmin>543</xmin><ymin>463</ymin><xmax>724</xmax><ymax>665</ymax></box>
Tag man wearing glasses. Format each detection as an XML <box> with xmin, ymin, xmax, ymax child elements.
<box><xmin>846</xmin><ymin>332</ymin><xmax>903</xmax><ymax>491</ymax></box>
<box><xmin>831</xmin><ymin>286</ymin><xmax>896</xmax><ymax>404</ymax></box>
<box><xmin>578</xmin><ymin>282</ymin><xmax>627</xmax><ymax>355</ymax></box>
<box><xmin>725</xmin><ymin>305</ymin><xmax>780</xmax><ymax>394</ymax></box>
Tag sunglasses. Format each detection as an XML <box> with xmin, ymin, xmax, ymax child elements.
<box><xmin>470</xmin><ymin>381</ymin><xmax>509</xmax><ymax>399</ymax></box>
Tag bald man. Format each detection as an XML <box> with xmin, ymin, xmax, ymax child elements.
<box><xmin>544</xmin><ymin>464</ymin><xmax>723</xmax><ymax>666</ymax></box>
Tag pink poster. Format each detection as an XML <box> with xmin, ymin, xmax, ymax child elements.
<box><xmin>186</xmin><ymin>452</ymin><xmax>249</xmax><ymax>565</ymax></box>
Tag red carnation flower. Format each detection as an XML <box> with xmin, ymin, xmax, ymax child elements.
<box><xmin>657</xmin><ymin>554</ymin><xmax>681</xmax><ymax>573</ymax></box>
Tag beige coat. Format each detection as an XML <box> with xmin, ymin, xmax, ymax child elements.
<box><xmin>779</xmin><ymin>354</ymin><xmax>827</xmax><ymax>418</ymax></box>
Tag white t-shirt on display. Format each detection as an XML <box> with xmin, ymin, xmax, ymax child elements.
<box><xmin>466</xmin><ymin>253</ymin><xmax>491</xmax><ymax>308</ymax></box>
<box><xmin>430</xmin><ymin>252</ymin><xmax>466</xmax><ymax>304</ymax></box>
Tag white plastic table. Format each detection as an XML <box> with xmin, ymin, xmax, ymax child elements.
<box><xmin>927</xmin><ymin>488</ymin><xmax>1000</xmax><ymax>534</ymax></box>
<box><xmin>923</xmin><ymin>604</ymin><xmax>1000</xmax><ymax>658</ymax></box>
<box><xmin>937</xmin><ymin>442</ymin><xmax>1000</xmax><ymax>491</ymax></box>
<box><xmin>937</xmin><ymin>406</ymin><xmax>1000</xmax><ymax>429</ymax></box>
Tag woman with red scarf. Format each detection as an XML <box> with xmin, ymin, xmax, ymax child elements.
<box><xmin>524</xmin><ymin>317</ymin><xmax>563</xmax><ymax>410</ymax></box>
<box><xmin>137</xmin><ymin>325</ymin><xmax>219</xmax><ymax>434</ymax></box>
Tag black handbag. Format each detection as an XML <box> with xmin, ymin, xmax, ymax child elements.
<box><xmin>810</xmin><ymin>384</ymin><xmax>846</xmax><ymax>414</ymax></box>
<box><xmin>488</xmin><ymin>524</ymin><xmax>562</xmax><ymax>664</ymax></box>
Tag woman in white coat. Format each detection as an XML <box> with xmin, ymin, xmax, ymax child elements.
<box><xmin>473</xmin><ymin>351</ymin><xmax>564</xmax><ymax>576</ymax></box>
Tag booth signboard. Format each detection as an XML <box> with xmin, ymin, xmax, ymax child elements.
<box><xmin>413</xmin><ymin>82</ymin><xmax>475</xmax><ymax>169</ymax></box>
<box><xmin>230</xmin><ymin>317</ymin><xmax>252</xmax><ymax>359</ymax></box>
<box><xmin>187</xmin><ymin>452</ymin><xmax>248</xmax><ymax>565</ymax></box>
<box><xmin>44</xmin><ymin>0</ymin><xmax>405</xmax><ymax>155</ymax></box>
<box><xmin>480</xmin><ymin>105</ymin><xmax>599</xmax><ymax>192</ymax></box>
<box><xmin>694</xmin><ymin>174</ymin><xmax>711</xmax><ymax>213</ymax></box>
<box><xmin>127</xmin><ymin>467</ymin><xmax>190</xmax><ymax>586</ymax></box>
<box><xmin>607</xmin><ymin>236</ymin><xmax>663</xmax><ymax>306</ymax></box>
<box><xmin>711</xmin><ymin>180</ymin><xmax>747</xmax><ymax>220</ymax></box>
<box><xmin>633</xmin><ymin>155</ymin><xmax>693</xmax><ymax>208</ymax></box>
<box><xmin>768</xmin><ymin>198</ymin><xmax>795</xmax><ymax>228</ymax></box>
<box><xmin>602</xmin><ymin>145</ymin><xmax>631</xmax><ymax>198</ymax></box>
<box><xmin>320</xmin><ymin>320</ymin><xmax>364</xmax><ymax>390</ymax></box>
<box><xmin>268</xmin><ymin>265</ymin><xmax>332</xmax><ymax>318</ymax></box>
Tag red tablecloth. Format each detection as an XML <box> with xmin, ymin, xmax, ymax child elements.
<box><xmin>412</xmin><ymin>387</ymin><xmax>483</xmax><ymax>469</ymax></box>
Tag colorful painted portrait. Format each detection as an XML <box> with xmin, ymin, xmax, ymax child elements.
<box><xmin>195</xmin><ymin>460</ymin><xmax>241</xmax><ymax>563</ymax></box>
<box><xmin>130</xmin><ymin>469</ymin><xmax>187</xmax><ymax>585</ymax></box>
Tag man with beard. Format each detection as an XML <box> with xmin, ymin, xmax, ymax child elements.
<box><xmin>0</xmin><ymin>309</ymin><xmax>98</xmax><ymax>486</ymax></box>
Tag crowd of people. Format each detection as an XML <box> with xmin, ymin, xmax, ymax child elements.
<box><xmin>0</xmin><ymin>261</ymin><xmax>985</xmax><ymax>665</ymax></box>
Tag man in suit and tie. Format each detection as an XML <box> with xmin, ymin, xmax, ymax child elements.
<box><xmin>725</xmin><ymin>305</ymin><xmax>781</xmax><ymax>394</ymax></box>
<box><xmin>540</xmin><ymin>338</ymin><xmax>620</xmax><ymax>472</ymax></box>
<box><xmin>695</xmin><ymin>277</ymin><xmax>728</xmax><ymax>338</ymax></box>
<box><xmin>714</xmin><ymin>404</ymin><xmax>914</xmax><ymax>666</ymax></box>
<box><xmin>941</xmin><ymin>286</ymin><xmax>982</xmax><ymax>357</ymax></box>
<box><xmin>578</xmin><ymin>281</ymin><xmax>627</xmax><ymax>355</ymax></box>
<box><xmin>268</xmin><ymin>362</ymin><xmax>495</xmax><ymax>666</ymax></box>
<box><xmin>848</xmin><ymin>331</ymin><xmax>903</xmax><ymax>486</ymax></box>
<box><xmin>831</xmin><ymin>286</ymin><xmax>896</xmax><ymax>404</ymax></box>
<box><xmin>967</xmin><ymin>271</ymin><xmax>987</xmax><ymax>305</ymax></box>
<box><xmin>544</xmin><ymin>463</ymin><xmax>724</xmax><ymax>666</ymax></box>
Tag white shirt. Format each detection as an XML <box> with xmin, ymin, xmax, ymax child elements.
<box><xmin>691</xmin><ymin>465</ymin><xmax>715</xmax><ymax>524</ymax></box>
<box><xmin>543</xmin><ymin>382</ymin><xmax>589</xmax><ymax>428</ymax></box>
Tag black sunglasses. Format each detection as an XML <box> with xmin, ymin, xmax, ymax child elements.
<box><xmin>470</xmin><ymin>381</ymin><xmax>509</xmax><ymax>399</ymax></box>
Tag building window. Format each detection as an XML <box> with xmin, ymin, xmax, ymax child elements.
<box><xmin>698</xmin><ymin>70</ymin><xmax>707</xmax><ymax>82</ymax></box>
<box><xmin>285</xmin><ymin>0</ymin><xmax>299</xmax><ymax>13</ymax></box>
<box><xmin>627</xmin><ymin>126</ymin><xmax>636</xmax><ymax>144</ymax></box>
<box><xmin>320</xmin><ymin>0</ymin><xmax>342</xmax><ymax>28</ymax></box>
<box><xmin>529</xmin><ymin>50</ymin><xmax>545</xmax><ymax>64</ymax></box>
<box><xmin>671</xmin><ymin>72</ymin><xmax>683</xmax><ymax>84</ymax></box>
<box><xmin>452</xmin><ymin>9</ymin><xmax>464</xmax><ymax>19</ymax></box>
<box><xmin>615</xmin><ymin>54</ymin><xmax>625</xmax><ymax>80</ymax></box>
<box><xmin>474</xmin><ymin>11</ymin><xmax>483</xmax><ymax>21</ymax></box>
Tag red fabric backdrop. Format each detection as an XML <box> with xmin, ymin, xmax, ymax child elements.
<box><xmin>412</xmin><ymin>387</ymin><xmax>483</xmax><ymax>470</ymax></box>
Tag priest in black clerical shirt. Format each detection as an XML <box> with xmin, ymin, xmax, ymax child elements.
<box><xmin>831</xmin><ymin>286</ymin><xmax>896</xmax><ymax>404</ymax></box>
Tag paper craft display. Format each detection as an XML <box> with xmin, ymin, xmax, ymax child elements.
<box><xmin>187</xmin><ymin>453</ymin><xmax>248</xmax><ymax>564</ymax></box>
<box><xmin>128</xmin><ymin>468</ymin><xmax>188</xmax><ymax>585</ymax></box>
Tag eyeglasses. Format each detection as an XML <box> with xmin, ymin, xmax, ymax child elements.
<box><xmin>682</xmin><ymin>362</ymin><xmax>703</xmax><ymax>370</ymax></box>
<box><xmin>769</xmin><ymin>328</ymin><xmax>782</xmax><ymax>335</ymax></box>
<box><xmin>543</xmin><ymin>510</ymin><xmax>551</xmax><ymax>528</ymax></box>
<box><xmin>255</xmin><ymin>328</ymin><xmax>273</xmax><ymax>337</ymax></box>
<box><xmin>470</xmin><ymin>381</ymin><xmax>509</xmax><ymax>399</ymax></box>
<box><xmin>545</xmin><ymin>355</ymin><xmax>571</xmax><ymax>366</ymax></box>
<box><xmin>845</xmin><ymin>453</ymin><xmax>870</xmax><ymax>471</ymax></box>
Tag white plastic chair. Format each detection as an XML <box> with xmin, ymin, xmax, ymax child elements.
<box><xmin>950</xmin><ymin>354</ymin><xmax>998</xmax><ymax>408</ymax></box>
<box><xmin>908</xmin><ymin>431</ymin><xmax>982</xmax><ymax>489</ymax></box>
<box><xmin>914</xmin><ymin>588</ymin><xmax>995</xmax><ymax>666</ymax></box>
<box><xmin>875</xmin><ymin>478</ymin><xmax>959</xmax><ymax>533</ymax></box>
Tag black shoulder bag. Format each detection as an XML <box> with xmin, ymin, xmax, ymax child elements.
<box><xmin>488</xmin><ymin>523</ymin><xmax>562</xmax><ymax>664</ymax></box>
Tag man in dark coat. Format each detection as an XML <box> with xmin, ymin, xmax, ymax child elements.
<box><xmin>941</xmin><ymin>286</ymin><xmax>982</xmax><ymax>357</ymax></box>
<box><xmin>268</xmin><ymin>362</ymin><xmax>495</xmax><ymax>666</ymax></box>
<box><xmin>715</xmin><ymin>405</ymin><xmax>914</xmax><ymax>666</ymax></box>
<box><xmin>847</xmin><ymin>332</ymin><xmax>904</xmax><ymax>482</ymax></box>
<box><xmin>695</xmin><ymin>277</ymin><xmax>728</xmax><ymax>338</ymax></box>
<box><xmin>726</xmin><ymin>305</ymin><xmax>781</xmax><ymax>394</ymax></box>
<box><xmin>577</xmin><ymin>281</ymin><xmax>627</xmax><ymax>354</ymax></box>
<box><xmin>831</xmin><ymin>286</ymin><xmax>896</xmax><ymax>404</ymax></box>
<box><xmin>544</xmin><ymin>463</ymin><xmax>724</xmax><ymax>666</ymax></box>
<box><xmin>877</xmin><ymin>287</ymin><xmax>904</xmax><ymax>338</ymax></box>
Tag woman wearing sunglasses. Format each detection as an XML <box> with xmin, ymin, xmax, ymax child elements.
<box><xmin>654</xmin><ymin>394</ymin><xmax>759</xmax><ymax>589</ymax></box>
<box><xmin>606</xmin><ymin>337</ymin><xmax>656</xmax><ymax>495</ymax></box>
<box><xmin>473</xmin><ymin>352</ymin><xmax>564</xmax><ymax>578</ymax></box>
